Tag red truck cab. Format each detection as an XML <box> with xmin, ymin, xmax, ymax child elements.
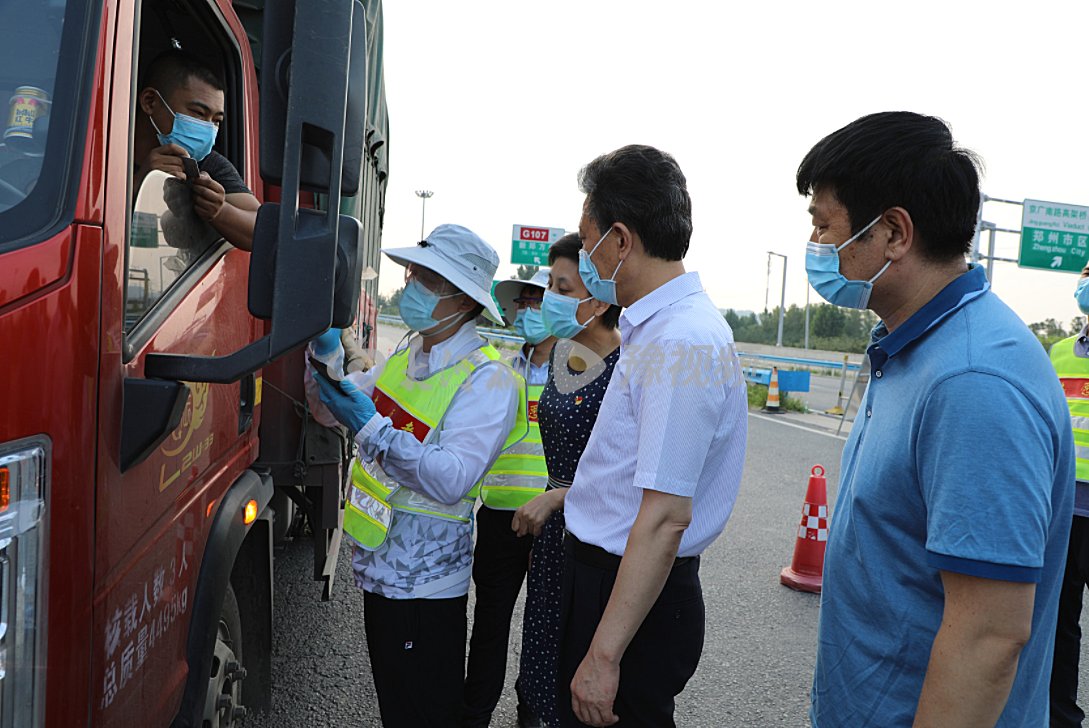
<box><xmin>0</xmin><ymin>1</ymin><xmax>387</xmax><ymax>726</ymax></box>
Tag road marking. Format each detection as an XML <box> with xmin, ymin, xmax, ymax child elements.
<box><xmin>748</xmin><ymin>412</ymin><xmax>848</xmax><ymax>441</ymax></box>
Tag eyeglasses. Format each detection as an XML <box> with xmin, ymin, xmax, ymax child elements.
<box><xmin>405</xmin><ymin>264</ymin><xmax>452</xmax><ymax>295</ymax></box>
<box><xmin>513</xmin><ymin>296</ymin><xmax>543</xmax><ymax>310</ymax></box>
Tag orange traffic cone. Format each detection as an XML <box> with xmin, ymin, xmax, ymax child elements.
<box><xmin>764</xmin><ymin>366</ymin><xmax>782</xmax><ymax>413</ymax></box>
<box><xmin>780</xmin><ymin>464</ymin><xmax>828</xmax><ymax>593</ymax></box>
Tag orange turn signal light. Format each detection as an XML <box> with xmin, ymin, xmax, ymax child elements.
<box><xmin>0</xmin><ymin>467</ymin><xmax>8</xmax><ymax>512</ymax></box>
<box><xmin>243</xmin><ymin>499</ymin><xmax>258</xmax><ymax>525</ymax></box>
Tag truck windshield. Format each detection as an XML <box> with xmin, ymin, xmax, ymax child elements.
<box><xmin>0</xmin><ymin>0</ymin><xmax>98</xmax><ymax>250</ymax></box>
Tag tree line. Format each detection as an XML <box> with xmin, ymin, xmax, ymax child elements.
<box><xmin>724</xmin><ymin>305</ymin><xmax>879</xmax><ymax>353</ymax></box>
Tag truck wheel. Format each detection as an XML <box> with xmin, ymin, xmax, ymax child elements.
<box><xmin>202</xmin><ymin>582</ymin><xmax>248</xmax><ymax>727</ymax></box>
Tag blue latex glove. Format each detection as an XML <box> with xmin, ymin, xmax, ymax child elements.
<box><xmin>313</xmin><ymin>370</ymin><xmax>377</xmax><ymax>433</ymax></box>
<box><xmin>311</xmin><ymin>327</ymin><xmax>342</xmax><ymax>357</ymax></box>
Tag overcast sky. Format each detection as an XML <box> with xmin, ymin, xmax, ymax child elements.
<box><xmin>375</xmin><ymin>0</ymin><xmax>1089</xmax><ymax>327</ymax></box>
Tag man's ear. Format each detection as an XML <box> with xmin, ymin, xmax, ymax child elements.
<box><xmin>611</xmin><ymin>222</ymin><xmax>636</xmax><ymax>260</ymax></box>
<box><xmin>883</xmin><ymin>207</ymin><xmax>915</xmax><ymax>262</ymax></box>
<box><xmin>138</xmin><ymin>87</ymin><xmax>158</xmax><ymax>117</ymax></box>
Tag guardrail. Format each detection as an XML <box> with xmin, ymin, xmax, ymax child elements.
<box><xmin>377</xmin><ymin>314</ymin><xmax>865</xmax><ymax>365</ymax></box>
<box><xmin>737</xmin><ymin>350</ymin><xmax>863</xmax><ymax>414</ymax></box>
<box><xmin>736</xmin><ymin>351</ymin><xmax>861</xmax><ymax>372</ymax></box>
<box><xmin>376</xmin><ymin>313</ymin><xmax>524</xmax><ymax>344</ymax></box>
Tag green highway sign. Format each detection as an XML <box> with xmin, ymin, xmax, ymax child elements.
<box><xmin>1019</xmin><ymin>199</ymin><xmax>1089</xmax><ymax>273</ymax></box>
<box><xmin>511</xmin><ymin>224</ymin><xmax>566</xmax><ymax>265</ymax></box>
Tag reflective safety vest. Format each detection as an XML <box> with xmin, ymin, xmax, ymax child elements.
<box><xmin>344</xmin><ymin>344</ymin><xmax>528</xmax><ymax>550</ymax></box>
<box><xmin>1050</xmin><ymin>334</ymin><xmax>1089</xmax><ymax>483</ymax></box>
<box><xmin>480</xmin><ymin>383</ymin><xmax>548</xmax><ymax>510</ymax></box>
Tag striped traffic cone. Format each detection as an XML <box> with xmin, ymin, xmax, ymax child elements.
<box><xmin>780</xmin><ymin>464</ymin><xmax>828</xmax><ymax>594</ymax></box>
<box><xmin>763</xmin><ymin>366</ymin><xmax>782</xmax><ymax>413</ymax></box>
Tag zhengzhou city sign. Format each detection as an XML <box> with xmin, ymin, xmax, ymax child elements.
<box><xmin>1019</xmin><ymin>199</ymin><xmax>1089</xmax><ymax>273</ymax></box>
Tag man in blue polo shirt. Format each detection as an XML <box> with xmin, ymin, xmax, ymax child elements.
<box><xmin>798</xmin><ymin>112</ymin><xmax>1074</xmax><ymax>726</ymax></box>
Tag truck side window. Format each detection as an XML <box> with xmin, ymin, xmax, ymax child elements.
<box><xmin>123</xmin><ymin>1</ymin><xmax>247</xmax><ymax>336</ymax></box>
<box><xmin>125</xmin><ymin>170</ymin><xmax>223</xmax><ymax>332</ymax></box>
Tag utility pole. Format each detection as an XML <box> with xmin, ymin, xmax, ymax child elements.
<box><xmin>415</xmin><ymin>190</ymin><xmax>434</xmax><ymax>240</ymax></box>
<box><xmin>768</xmin><ymin>251</ymin><xmax>787</xmax><ymax>347</ymax></box>
<box><xmin>804</xmin><ymin>284</ymin><xmax>810</xmax><ymax>350</ymax></box>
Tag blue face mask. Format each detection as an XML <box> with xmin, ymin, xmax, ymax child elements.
<box><xmin>805</xmin><ymin>216</ymin><xmax>889</xmax><ymax>309</ymax></box>
<box><xmin>515</xmin><ymin>308</ymin><xmax>550</xmax><ymax>345</ymax></box>
<box><xmin>541</xmin><ymin>289</ymin><xmax>595</xmax><ymax>339</ymax></box>
<box><xmin>399</xmin><ymin>278</ymin><xmax>463</xmax><ymax>333</ymax></box>
<box><xmin>149</xmin><ymin>89</ymin><xmax>219</xmax><ymax>161</ymax></box>
<box><xmin>1076</xmin><ymin>278</ymin><xmax>1089</xmax><ymax>314</ymax></box>
<box><xmin>579</xmin><ymin>227</ymin><xmax>623</xmax><ymax>306</ymax></box>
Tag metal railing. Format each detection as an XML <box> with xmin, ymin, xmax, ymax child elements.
<box><xmin>376</xmin><ymin>313</ymin><xmax>523</xmax><ymax>343</ymax></box>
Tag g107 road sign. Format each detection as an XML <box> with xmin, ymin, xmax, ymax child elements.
<box><xmin>1019</xmin><ymin>199</ymin><xmax>1089</xmax><ymax>273</ymax></box>
<box><xmin>511</xmin><ymin>224</ymin><xmax>566</xmax><ymax>266</ymax></box>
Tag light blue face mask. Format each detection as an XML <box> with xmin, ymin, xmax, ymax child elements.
<box><xmin>515</xmin><ymin>308</ymin><xmax>550</xmax><ymax>345</ymax></box>
<box><xmin>1076</xmin><ymin>278</ymin><xmax>1089</xmax><ymax>314</ymax></box>
<box><xmin>541</xmin><ymin>289</ymin><xmax>595</xmax><ymax>339</ymax></box>
<box><xmin>149</xmin><ymin>89</ymin><xmax>219</xmax><ymax>162</ymax></box>
<box><xmin>805</xmin><ymin>216</ymin><xmax>889</xmax><ymax>309</ymax></box>
<box><xmin>579</xmin><ymin>227</ymin><xmax>623</xmax><ymax>306</ymax></box>
<box><xmin>399</xmin><ymin>278</ymin><xmax>463</xmax><ymax>333</ymax></box>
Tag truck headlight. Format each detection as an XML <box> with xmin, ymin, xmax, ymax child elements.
<box><xmin>0</xmin><ymin>438</ymin><xmax>48</xmax><ymax>728</ymax></box>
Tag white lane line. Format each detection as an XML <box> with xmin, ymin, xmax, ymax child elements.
<box><xmin>748</xmin><ymin>412</ymin><xmax>848</xmax><ymax>441</ymax></box>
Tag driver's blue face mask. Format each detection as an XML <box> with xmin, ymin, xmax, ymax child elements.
<box><xmin>148</xmin><ymin>89</ymin><xmax>218</xmax><ymax>162</ymax></box>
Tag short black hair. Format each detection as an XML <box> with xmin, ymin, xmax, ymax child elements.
<box><xmin>796</xmin><ymin>112</ymin><xmax>982</xmax><ymax>262</ymax></box>
<box><xmin>578</xmin><ymin>144</ymin><xmax>692</xmax><ymax>261</ymax></box>
<box><xmin>142</xmin><ymin>50</ymin><xmax>224</xmax><ymax>96</ymax></box>
<box><xmin>549</xmin><ymin>233</ymin><xmax>621</xmax><ymax>329</ymax></box>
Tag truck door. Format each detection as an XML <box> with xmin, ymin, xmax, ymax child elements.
<box><xmin>91</xmin><ymin>1</ymin><xmax>263</xmax><ymax>722</ymax></box>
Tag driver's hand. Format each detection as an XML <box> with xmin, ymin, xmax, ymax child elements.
<box><xmin>191</xmin><ymin>172</ymin><xmax>226</xmax><ymax>222</ymax></box>
<box><xmin>142</xmin><ymin>144</ymin><xmax>189</xmax><ymax>180</ymax></box>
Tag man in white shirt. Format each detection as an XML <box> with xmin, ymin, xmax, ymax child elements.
<box><xmin>558</xmin><ymin>145</ymin><xmax>748</xmax><ymax>727</ymax></box>
<box><xmin>464</xmin><ymin>269</ymin><xmax>555</xmax><ymax>727</ymax></box>
<box><xmin>313</xmin><ymin>224</ymin><xmax>521</xmax><ymax>728</ymax></box>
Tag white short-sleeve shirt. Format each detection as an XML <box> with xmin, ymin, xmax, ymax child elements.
<box><xmin>564</xmin><ymin>272</ymin><xmax>748</xmax><ymax>557</ymax></box>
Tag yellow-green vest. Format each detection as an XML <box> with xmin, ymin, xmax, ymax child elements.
<box><xmin>480</xmin><ymin>383</ymin><xmax>548</xmax><ymax>510</ymax></box>
<box><xmin>344</xmin><ymin>345</ymin><xmax>528</xmax><ymax>550</ymax></box>
<box><xmin>1050</xmin><ymin>334</ymin><xmax>1089</xmax><ymax>483</ymax></box>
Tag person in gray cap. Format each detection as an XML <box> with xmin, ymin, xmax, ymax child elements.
<box><xmin>464</xmin><ymin>268</ymin><xmax>555</xmax><ymax>728</ymax></box>
<box><xmin>312</xmin><ymin>223</ymin><xmax>525</xmax><ymax>728</ymax></box>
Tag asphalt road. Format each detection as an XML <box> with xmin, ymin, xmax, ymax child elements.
<box><xmin>249</xmin><ymin>328</ymin><xmax>1089</xmax><ymax>726</ymax></box>
<box><xmin>248</xmin><ymin>415</ymin><xmax>842</xmax><ymax>727</ymax></box>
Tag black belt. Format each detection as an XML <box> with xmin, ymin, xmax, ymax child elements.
<box><xmin>564</xmin><ymin>530</ymin><xmax>698</xmax><ymax>571</ymax></box>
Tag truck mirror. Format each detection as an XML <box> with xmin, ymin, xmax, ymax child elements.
<box><xmin>247</xmin><ymin>204</ymin><xmax>363</xmax><ymax>329</ymax></box>
<box><xmin>259</xmin><ymin>0</ymin><xmax>368</xmax><ymax>196</ymax></box>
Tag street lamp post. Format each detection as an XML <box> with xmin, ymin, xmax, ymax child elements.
<box><xmin>764</xmin><ymin>253</ymin><xmax>771</xmax><ymax>314</ymax></box>
<box><xmin>768</xmin><ymin>251</ymin><xmax>787</xmax><ymax>347</ymax></box>
<box><xmin>415</xmin><ymin>190</ymin><xmax>434</xmax><ymax>240</ymax></box>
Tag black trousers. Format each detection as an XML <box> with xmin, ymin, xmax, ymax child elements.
<box><xmin>1052</xmin><ymin>515</ymin><xmax>1089</xmax><ymax>727</ymax></box>
<box><xmin>462</xmin><ymin>505</ymin><xmax>535</xmax><ymax>725</ymax></box>
<box><xmin>556</xmin><ymin>534</ymin><xmax>705</xmax><ymax>728</ymax></box>
<box><xmin>363</xmin><ymin>590</ymin><xmax>468</xmax><ymax>728</ymax></box>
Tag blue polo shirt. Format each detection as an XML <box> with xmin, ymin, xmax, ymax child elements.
<box><xmin>811</xmin><ymin>265</ymin><xmax>1074</xmax><ymax>727</ymax></box>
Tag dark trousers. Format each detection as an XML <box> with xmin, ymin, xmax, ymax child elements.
<box><xmin>363</xmin><ymin>590</ymin><xmax>468</xmax><ymax>728</ymax></box>
<box><xmin>1052</xmin><ymin>515</ymin><xmax>1089</xmax><ymax>727</ymax></box>
<box><xmin>556</xmin><ymin>533</ymin><xmax>705</xmax><ymax>728</ymax></box>
<box><xmin>462</xmin><ymin>505</ymin><xmax>535</xmax><ymax>725</ymax></box>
